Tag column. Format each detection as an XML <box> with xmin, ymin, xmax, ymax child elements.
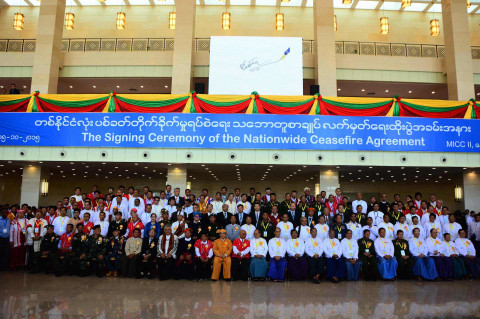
<box><xmin>30</xmin><ymin>0</ymin><xmax>66</xmax><ymax>94</ymax></box>
<box><xmin>441</xmin><ymin>0</ymin><xmax>475</xmax><ymax>100</ymax></box>
<box><xmin>166</xmin><ymin>167</ymin><xmax>187</xmax><ymax>194</ymax></box>
<box><xmin>171</xmin><ymin>0</ymin><xmax>196</xmax><ymax>94</ymax></box>
<box><xmin>313</xmin><ymin>0</ymin><xmax>337</xmax><ymax>97</ymax></box>
<box><xmin>20</xmin><ymin>165</ymin><xmax>50</xmax><ymax>207</ymax></box>
<box><xmin>319</xmin><ymin>169</ymin><xmax>339</xmax><ymax>196</ymax></box>
<box><xmin>463</xmin><ymin>171</ymin><xmax>479</xmax><ymax>211</ymax></box>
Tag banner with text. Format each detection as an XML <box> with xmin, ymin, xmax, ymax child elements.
<box><xmin>0</xmin><ymin>113</ymin><xmax>479</xmax><ymax>153</ymax></box>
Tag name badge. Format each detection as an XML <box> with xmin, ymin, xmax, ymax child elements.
<box><xmin>59</xmin><ymin>228</ymin><xmax>64</xmax><ymax>233</ymax></box>
<box><xmin>400</xmin><ymin>250</ymin><xmax>405</xmax><ymax>256</ymax></box>
<box><xmin>34</xmin><ymin>228</ymin><xmax>39</xmax><ymax>233</ymax></box>
<box><xmin>2</xmin><ymin>229</ymin><xmax>7</xmax><ymax>234</ymax></box>
<box><xmin>382</xmin><ymin>251</ymin><xmax>386</xmax><ymax>255</ymax></box>
<box><xmin>263</xmin><ymin>231</ymin><xmax>267</xmax><ymax>237</ymax></box>
<box><xmin>337</xmin><ymin>234</ymin><xmax>342</xmax><ymax>239</ymax></box>
<box><xmin>365</xmin><ymin>248</ymin><xmax>369</xmax><ymax>253</ymax></box>
<box><xmin>301</xmin><ymin>212</ymin><xmax>305</xmax><ymax>217</ymax></box>
<box><xmin>348</xmin><ymin>251</ymin><xmax>354</xmax><ymax>257</ymax></box>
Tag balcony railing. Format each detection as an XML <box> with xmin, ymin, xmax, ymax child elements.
<box><xmin>1</xmin><ymin>38</ymin><xmax>479</xmax><ymax>59</ymax></box>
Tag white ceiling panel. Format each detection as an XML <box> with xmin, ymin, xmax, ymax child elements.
<box><xmin>77</xmin><ymin>0</ymin><xmax>102</xmax><ymax>5</ymax></box>
<box><xmin>380</xmin><ymin>2</ymin><xmax>402</xmax><ymax>11</ymax></box>
<box><xmin>230</xmin><ymin>0</ymin><xmax>251</xmax><ymax>5</ymax></box>
<box><xmin>4</xmin><ymin>0</ymin><xmax>29</xmax><ymax>6</ymax></box>
<box><xmin>333</xmin><ymin>0</ymin><xmax>353</xmax><ymax>9</ymax></box>
<box><xmin>426</xmin><ymin>3</ymin><xmax>442</xmax><ymax>12</ymax></box>
<box><xmin>280</xmin><ymin>0</ymin><xmax>303</xmax><ymax>6</ymax></box>
<box><xmin>355</xmin><ymin>0</ymin><xmax>378</xmax><ymax>10</ymax></box>
<box><xmin>128</xmin><ymin>0</ymin><xmax>151</xmax><ymax>5</ymax></box>
<box><xmin>255</xmin><ymin>0</ymin><xmax>277</xmax><ymax>6</ymax></box>
<box><xmin>402</xmin><ymin>2</ymin><xmax>428</xmax><ymax>11</ymax></box>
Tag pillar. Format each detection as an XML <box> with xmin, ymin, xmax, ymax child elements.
<box><xmin>171</xmin><ymin>0</ymin><xmax>196</xmax><ymax>94</ymax></box>
<box><xmin>313</xmin><ymin>0</ymin><xmax>337</xmax><ymax>97</ymax></box>
<box><xmin>30</xmin><ymin>0</ymin><xmax>65</xmax><ymax>94</ymax></box>
<box><xmin>441</xmin><ymin>0</ymin><xmax>475</xmax><ymax>100</ymax></box>
<box><xmin>463</xmin><ymin>172</ymin><xmax>480</xmax><ymax>211</ymax></box>
<box><xmin>319</xmin><ymin>169</ymin><xmax>339</xmax><ymax>196</ymax></box>
<box><xmin>166</xmin><ymin>167</ymin><xmax>187</xmax><ymax>194</ymax></box>
<box><xmin>20</xmin><ymin>165</ymin><xmax>49</xmax><ymax>207</ymax></box>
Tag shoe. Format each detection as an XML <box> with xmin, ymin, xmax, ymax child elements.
<box><xmin>211</xmin><ymin>279</ymin><xmax>217</xmax><ymax>282</ymax></box>
<box><xmin>106</xmin><ymin>271</ymin><xmax>112</xmax><ymax>277</ymax></box>
<box><xmin>113</xmin><ymin>271</ymin><xmax>118</xmax><ymax>277</ymax></box>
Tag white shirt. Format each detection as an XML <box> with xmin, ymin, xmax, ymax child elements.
<box><xmin>314</xmin><ymin>224</ymin><xmax>330</xmax><ymax>241</ymax></box>
<box><xmin>158</xmin><ymin>234</ymin><xmax>178</xmax><ymax>258</ymax></box>
<box><xmin>212</xmin><ymin>201</ymin><xmax>223</xmax><ymax>214</ymax></box>
<box><xmin>362</xmin><ymin>225</ymin><xmax>378</xmax><ymax>241</ymax></box>
<box><xmin>276</xmin><ymin>221</ymin><xmax>294</xmax><ymax>241</ymax></box>
<box><xmin>352</xmin><ymin>200</ymin><xmax>367</xmax><ymax>214</ymax></box>
<box><xmin>305</xmin><ymin>237</ymin><xmax>324</xmax><ymax>257</ymax></box>
<box><xmin>129</xmin><ymin>197</ymin><xmax>145</xmax><ymax>211</ymax></box>
<box><xmin>226</xmin><ymin>201</ymin><xmax>237</xmax><ymax>215</ymax></box>
<box><xmin>438</xmin><ymin>214</ymin><xmax>449</xmax><ymax>226</ymax></box>
<box><xmin>424</xmin><ymin>221</ymin><xmax>442</xmax><ymax>238</ymax></box>
<box><xmin>250</xmin><ymin>238</ymin><xmax>268</xmax><ymax>257</ymax></box>
<box><xmin>71</xmin><ymin>195</ymin><xmax>82</xmax><ymax>202</ymax></box>
<box><xmin>411</xmin><ymin>224</ymin><xmax>427</xmax><ymax>240</ymax></box>
<box><xmin>367</xmin><ymin>211</ymin><xmax>384</xmax><ymax>226</ymax></box>
<box><xmin>425</xmin><ymin>236</ymin><xmax>444</xmax><ymax>256</ymax></box>
<box><xmin>323</xmin><ymin>237</ymin><xmax>342</xmax><ymax>258</ymax></box>
<box><xmin>296</xmin><ymin>225</ymin><xmax>311</xmax><ymax>242</ymax></box>
<box><xmin>237</xmin><ymin>201</ymin><xmax>251</xmax><ymax>215</ymax></box>
<box><xmin>268</xmin><ymin>238</ymin><xmax>286</xmax><ymax>258</ymax></box>
<box><xmin>378</xmin><ymin>222</ymin><xmax>395</xmax><ymax>240</ymax></box>
<box><xmin>80</xmin><ymin>209</ymin><xmax>94</xmax><ymax>220</ymax></box>
<box><xmin>95</xmin><ymin>220</ymin><xmax>110</xmax><ymax>237</ymax></box>
<box><xmin>441</xmin><ymin>240</ymin><xmax>458</xmax><ymax>257</ymax></box>
<box><xmin>91</xmin><ymin>210</ymin><xmax>109</xmax><ymax>224</ymax></box>
<box><xmin>394</xmin><ymin>222</ymin><xmax>412</xmax><ymax>240</ymax></box>
<box><xmin>182</xmin><ymin>206</ymin><xmax>193</xmax><ymax>217</ymax></box>
<box><xmin>110</xmin><ymin>199</ymin><xmax>129</xmax><ymax>219</ymax></box>
<box><xmin>466</xmin><ymin>215</ymin><xmax>475</xmax><ymax>227</ymax></box>
<box><xmin>52</xmin><ymin>216</ymin><xmax>69</xmax><ymax>236</ymax></box>
<box><xmin>468</xmin><ymin>221</ymin><xmax>480</xmax><ymax>242</ymax></box>
<box><xmin>346</xmin><ymin>222</ymin><xmax>362</xmax><ymax>241</ymax></box>
<box><xmin>341</xmin><ymin>238</ymin><xmax>359</xmax><ymax>259</ymax></box>
<box><xmin>286</xmin><ymin>238</ymin><xmax>305</xmax><ymax>257</ymax></box>
<box><xmin>421</xmin><ymin>213</ymin><xmax>431</xmax><ymax>226</ymax></box>
<box><xmin>141</xmin><ymin>211</ymin><xmax>155</xmax><ymax>225</ymax></box>
<box><xmin>444</xmin><ymin>222</ymin><xmax>462</xmax><ymax>241</ymax></box>
<box><xmin>408</xmin><ymin>237</ymin><xmax>428</xmax><ymax>257</ymax></box>
<box><xmin>405</xmin><ymin>213</ymin><xmax>420</xmax><ymax>226</ymax></box>
<box><xmin>240</xmin><ymin>224</ymin><xmax>256</xmax><ymax>240</ymax></box>
<box><xmin>374</xmin><ymin>237</ymin><xmax>394</xmax><ymax>257</ymax></box>
<box><xmin>455</xmin><ymin>238</ymin><xmax>476</xmax><ymax>257</ymax></box>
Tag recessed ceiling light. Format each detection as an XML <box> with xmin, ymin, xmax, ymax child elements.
<box><xmin>408</xmin><ymin>91</ymin><xmax>412</xmax><ymax>93</ymax></box>
<box><xmin>477</xmin><ymin>93</ymin><xmax>480</xmax><ymax>96</ymax></box>
<box><xmin>69</xmin><ymin>85</ymin><xmax>73</xmax><ymax>88</ymax></box>
<box><xmin>23</xmin><ymin>86</ymin><xmax>26</xmax><ymax>88</ymax></box>
<box><xmin>116</xmin><ymin>85</ymin><xmax>120</xmax><ymax>88</ymax></box>
<box><xmin>385</xmin><ymin>89</ymin><xmax>389</xmax><ymax>92</ymax></box>
<box><xmin>140</xmin><ymin>85</ymin><xmax>144</xmax><ymax>88</ymax></box>
<box><xmin>168</xmin><ymin>164</ymin><xmax>172</xmax><ymax>166</ymax></box>
<box><xmin>432</xmin><ymin>167</ymin><xmax>436</xmax><ymax>170</ymax></box>
<box><xmin>431</xmin><ymin>91</ymin><xmax>435</xmax><ymax>94</ymax></box>
<box><xmin>361</xmin><ymin>89</ymin><xmax>365</xmax><ymax>92</ymax></box>
<box><xmin>92</xmin><ymin>85</ymin><xmax>96</xmax><ymax>88</ymax></box>
<box><xmin>337</xmin><ymin>88</ymin><xmax>341</xmax><ymax>91</ymax></box>
<box><xmin>165</xmin><ymin>85</ymin><xmax>168</xmax><ymax>88</ymax></box>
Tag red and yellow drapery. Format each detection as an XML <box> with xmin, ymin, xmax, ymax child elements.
<box><xmin>0</xmin><ymin>91</ymin><xmax>477</xmax><ymax>119</ymax></box>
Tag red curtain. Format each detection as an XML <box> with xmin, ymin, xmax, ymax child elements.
<box><xmin>36</xmin><ymin>98</ymin><xmax>108</xmax><ymax>112</ymax></box>
<box><xmin>398</xmin><ymin>102</ymin><xmax>467</xmax><ymax>118</ymax></box>
<box><xmin>256</xmin><ymin>99</ymin><xmax>314</xmax><ymax>114</ymax></box>
<box><xmin>319</xmin><ymin>100</ymin><xmax>393</xmax><ymax>116</ymax></box>
<box><xmin>0</xmin><ymin>100</ymin><xmax>29</xmax><ymax>112</ymax></box>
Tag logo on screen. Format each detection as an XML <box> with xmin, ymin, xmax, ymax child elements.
<box><xmin>240</xmin><ymin>47</ymin><xmax>291</xmax><ymax>72</ymax></box>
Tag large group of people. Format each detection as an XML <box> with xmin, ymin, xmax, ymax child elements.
<box><xmin>1</xmin><ymin>184</ymin><xmax>480</xmax><ymax>284</ymax></box>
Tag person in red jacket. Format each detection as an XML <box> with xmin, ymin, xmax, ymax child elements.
<box><xmin>231</xmin><ymin>230</ymin><xmax>251</xmax><ymax>281</ymax></box>
<box><xmin>126</xmin><ymin>212</ymin><xmax>144</xmax><ymax>238</ymax></box>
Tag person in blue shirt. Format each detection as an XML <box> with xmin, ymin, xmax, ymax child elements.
<box><xmin>144</xmin><ymin>213</ymin><xmax>160</xmax><ymax>239</ymax></box>
<box><xmin>0</xmin><ymin>208</ymin><xmax>11</xmax><ymax>271</ymax></box>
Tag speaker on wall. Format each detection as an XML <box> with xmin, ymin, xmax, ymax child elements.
<box><xmin>195</xmin><ymin>82</ymin><xmax>205</xmax><ymax>94</ymax></box>
<box><xmin>310</xmin><ymin>84</ymin><xmax>320</xmax><ymax>95</ymax></box>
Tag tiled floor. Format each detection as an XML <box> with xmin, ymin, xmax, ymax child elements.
<box><xmin>1</xmin><ymin>272</ymin><xmax>479</xmax><ymax>318</ymax></box>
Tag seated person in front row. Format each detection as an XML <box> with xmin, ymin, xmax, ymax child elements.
<box><xmin>305</xmin><ymin>228</ymin><xmax>324</xmax><ymax>284</ymax></box>
<box><xmin>286</xmin><ymin>229</ymin><xmax>308</xmax><ymax>281</ymax></box>
<box><xmin>120</xmin><ymin>228</ymin><xmax>143</xmax><ymax>278</ymax></box>
<box><xmin>175</xmin><ymin>228</ymin><xmax>196</xmax><ymax>280</ymax></box>
<box><xmin>106</xmin><ymin>228</ymin><xmax>125</xmax><ymax>277</ymax></box>
<box><xmin>140</xmin><ymin>228</ymin><xmax>157</xmax><ymax>279</ymax></box>
<box><xmin>267</xmin><ymin>228</ymin><xmax>287</xmax><ymax>282</ymax></box>
<box><xmin>358</xmin><ymin>229</ymin><xmax>378</xmax><ymax>281</ymax></box>
<box><xmin>231</xmin><ymin>230</ymin><xmax>251</xmax><ymax>281</ymax></box>
<box><xmin>157</xmin><ymin>225</ymin><xmax>178</xmax><ymax>280</ymax></box>
<box><xmin>194</xmin><ymin>232</ymin><xmax>213</xmax><ymax>281</ymax></box>
<box><xmin>249</xmin><ymin>229</ymin><xmax>269</xmax><ymax>281</ymax></box>
<box><xmin>211</xmin><ymin>229</ymin><xmax>232</xmax><ymax>281</ymax></box>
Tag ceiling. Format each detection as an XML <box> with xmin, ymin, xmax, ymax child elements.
<box><xmin>1</xmin><ymin>0</ymin><xmax>479</xmax><ymax>15</ymax></box>
<box><xmin>0</xmin><ymin>160</ymin><xmax>473</xmax><ymax>184</ymax></box>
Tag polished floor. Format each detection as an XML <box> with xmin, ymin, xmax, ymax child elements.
<box><xmin>0</xmin><ymin>272</ymin><xmax>479</xmax><ymax>319</ymax></box>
